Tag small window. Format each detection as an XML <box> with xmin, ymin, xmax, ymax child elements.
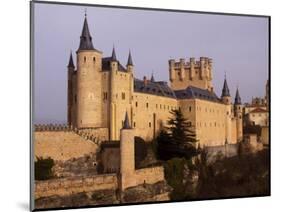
<box><xmin>146</xmin><ymin>103</ymin><xmax>149</xmax><ymax>108</ymax></box>
<box><xmin>135</xmin><ymin>102</ymin><xmax>138</xmax><ymax>107</ymax></box>
<box><xmin>149</xmin><ymin>122</ymin><xmax>151</xmax><ymax>128</ymax></box>
<box><xmin>84</xmin><ymin>56</ymin><xmax>86</xmax><ymax>63</ymax></box>
<box><xmin>122</xmin><ymin>92</ymin><xmax>125</xmax><ymax>100</ymax></box>
<box><xmin>189</xmin><ymin>106</ymin><xmax>192</xmax><ymax>112</ymax></box>
<box><xmin>133</xmin><ymin>122</ymin><xmax>136</xmax><ymax>127</ymax></box>
<box><xmin>74</xmin><ymin>95</ymin><xmax>77</xmax><ymax>103</ymax></box>
<box><xmin>93</xmin><ymin>57</ymin><xmax>96</xmax><ymax>62</ymax></box>
<box><xmin>156</xmin><ymin>104</ymin><xmax>158</xmax><ymax>109</ymax></box>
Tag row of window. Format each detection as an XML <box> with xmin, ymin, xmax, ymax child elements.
<box><xmin>135</xmin><ymin>101</ymin><xmax>179</xmax><ymax>110</ymax></box>
<box><xmin>83</xmin><ymin>56</ymin><xmax>96</xmax><ymax>63</ymax></box>
<box><xmin>103</xmin><ymin>92</ymin><xmax>126</xmax><ymax>100</ymax></box>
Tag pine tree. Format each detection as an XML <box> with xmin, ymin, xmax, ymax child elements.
<box><xmin>157</xmin><ymin>108</ymin><xmax>198</xmax><ymax>160</ymax></box>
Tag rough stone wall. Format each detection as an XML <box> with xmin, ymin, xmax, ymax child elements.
<box><xmin>132</xmin><ymin>92</ymin><xmax>178</xmax><ymax>141</ymax></box>
<box><xmin>34</xmin><ymin>128</ymin><xmax>108</xmax><ymax>161</ymax></box>
<box><xmin>35</xmin><ymin>174</ymin><xmax>117</xmax><ymax>199</ymax></box>
<box><xmin>134</xmin><ymin>166</ymin><xmax>165</xmax><ymax>186</ymax></box>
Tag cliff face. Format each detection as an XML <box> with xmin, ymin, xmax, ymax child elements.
<box><xmin>35</xmin><ymin>181</ymin><xmax>171</xmax><ymax>210</ymax></box>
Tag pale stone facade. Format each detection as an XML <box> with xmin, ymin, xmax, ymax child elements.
<box><xmin>67</xmin><ymin>15</ymin><xmax>243</xmax><ymax>147</ymax></box>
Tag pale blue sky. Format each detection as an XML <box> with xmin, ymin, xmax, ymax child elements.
<box><xmin>33</xmin><ymin>2</ymin><xmax>269</xmax><ymax>124</ymax></box>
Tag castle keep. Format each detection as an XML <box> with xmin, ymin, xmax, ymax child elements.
<box><xmin>67</xmin><ymin>14</ymin><xmax>243</xmax><ymax>147</ymax></box>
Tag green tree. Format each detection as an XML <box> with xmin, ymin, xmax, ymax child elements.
<box><xmin>35</xmin><ymin>157</ymin><xmax>55</xmax><ymax>180</ymax></box>
<box><xmin>157</xmin><ymin>109</ymin><xmax>198</xmax><ymax>160</ymax></box>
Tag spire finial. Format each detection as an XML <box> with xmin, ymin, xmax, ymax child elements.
<box><xmin>127</xmin><ymin>49</ymin><xmax>133</xmax><ymax>66</ymax></box>
<box><xmin>111</xmin><ymin>45</ymin><xmax>117</xmax><ymax>61</ymax></box>
<box><xmin>85</xmin><ymin>8</ymin><xmax>87</xmax><ymax>17</ymax></box>
<box><xmin>68</xmin><ymin>51</ymin><xmax>75</xmax><ymax>68</ymax></box>
<box><xmin>123</xmin><ymin>111</ymin><xmax>131</xmax><ymax>129</ymax></box>
<box><xmin>151</xmin><ymin>71</ymin><xmax>155</xmax><ymax>82</ymax></box>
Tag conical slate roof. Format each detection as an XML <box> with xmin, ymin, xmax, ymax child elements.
<box><xmin>68</xmin><ymin>52</ymin><xmax>75</xmax><ymax>68</ymax></box>
<box><xmin>123</xmin><ymin>111</ymin><xmax>131</xmax><ymax>129</ymax></box>
<box><xmin>234</xmin><ymin>88</ymin><xmax>242</xmax><ymax>105</ymax></box>
<box><xmin>127</xmin><ymin>50</ymin><xmax>133</xmax><ymax>66</ymax></box>
<box><xmin>78</xmin><ymin>15</ymin><xmax>94</xmax><ymax>50</ymax></box>
<box><xmin>151</xmin><ymin>73</ymin><xmax>155</xmax><ymax>82</ymax></box>
<box><xmin>221</xmin><ymin>78</ymin><xmax>230</xmax><ymax>97</ymax></box>
<box><xmin>111</xmin><ymin>46</ymin><xmax>117</xmax><ymax>61</ymax></box>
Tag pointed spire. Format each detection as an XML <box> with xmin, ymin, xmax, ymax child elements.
<box><xmin>123</xmin><ymin>111</ymin><xmax>131</xmax><ymax>129</ymax></box>
<box><xmin>78</xmin><ymin>14</ymin><xmax>94</xmax><ymax>50</ymax></box>
<box><xmin>68</xmin><ymin>51</ymin><xmax>75</xmax><ymax>68</ymax></box>
<box><xmin>127</xmin><ymin>50</ymin><xmax>133</xmax><ymax>66</ymax></box>
<box><xmin>111</xmin><ymin>46</ymin><xmax>117</xmax><ymax>61</ymax></box>
<box><xmin>221</xmin><ymin>75</ymin><xmax>230</xmax><ymax>97</ymax></box>
<box><xmin>235</xmin><ymin>87</ymin><xmax>242</xmax><ymax>105</ymax></box>
<box><xmin>150</xmin><ymin>72</ymin><xmax>155</xmax><ymax>82</ymax></box>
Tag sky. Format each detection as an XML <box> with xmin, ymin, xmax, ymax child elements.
<box><xmin>33</xmin><ymin>2</ymin><xmax>269</xmax><ymax>124</ymax></box>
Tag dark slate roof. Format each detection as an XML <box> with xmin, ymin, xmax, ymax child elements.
<box><xmin>221</xmin><ymin>78</ymin><xmax>230</xmax><ymax>97</ymax></box>
<box><xmin>234</xmin><ymin>88</ymin><xmax>242</xmax><ymax>105</ymax></box>
<box><xmin>78</xmin><ymin>16</ymin><xmax>95</xmax><ymax>51</ymax></box>
<box><xmin>123</xmin><ymin>111</ymin><xmax>131</xmax><ymax>129</ymax></box>
<box><xmin>111</xmin><ymin>47</ymin><xmax>117</xmax><ymax>61</ymax></box>
<box><xmin>134</xmin><ymin>79</ymin><xmax>177</xmax><ymax>98</ymax></box>
<box><xmin>67</xmin><ymin>52</ymin><xmax>75</xmax><ymax>68</ymax></box>
<box><xmin>127</xmin><ymin>51</ymin><xmax>133</xmax><ymax>66</ymax></box>
<box><xmin>150</xmin><ymin>74</ymin><xmax>155</xmax><ymax>82</ymax></box>
<box><xmin>101</xmin><ymin>57</ymin><xmax>127</xmax><ymax>72</ymax></box>
<box><xmin>174</xmin><ymin>86</ymin><xmax>221</xmax><ymax>102</ymax></box>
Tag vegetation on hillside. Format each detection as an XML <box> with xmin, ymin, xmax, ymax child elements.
<box><xmin>35</xmin><ymin>157</ymin><xmax>55</xmax><ymax>180</ymax></box>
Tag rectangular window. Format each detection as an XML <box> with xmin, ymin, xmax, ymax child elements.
<box><xmin>149</xmin><ymin>122</ymin><xmax>151</xmax><ymax>127</ymax></box>
<box><xmin>122</xmin><ymin>92</ymin><xmax>125</xmax><ymax>100</ymax></box>
<box><xmin>146</xmin><ymin>103</ymin><xmax>149</xmax><ymax>108</ymax></box>
<box><xmin>189</xmin><ymin>106</ymin><xmax>192</xmax><ymax>112</ymax></box>
<box><xmin>134</xmin><ymin>122</ymin><xmax>136</xmax><ymax>127</ymax></box>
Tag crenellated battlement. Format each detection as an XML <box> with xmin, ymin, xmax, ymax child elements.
<box><xmin>169</xmin><ymin>57</ymin><xmax>213</xmax><ymax>91</ymax></box>
<box><xmin>169</xmin><ymin>57</ymin><xmax>213</xmax><ymax>69</ymax></box>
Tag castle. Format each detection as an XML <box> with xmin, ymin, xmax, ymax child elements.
<box><xmin>67</xmin><ymin>14</ymin><xmax>243</xmax><ymax>147</ymax></box>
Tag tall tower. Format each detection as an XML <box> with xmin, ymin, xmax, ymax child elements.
<box><xmin>76</xmin><ymin>13</ymin><xmax>103</xmax><ymax>128</ymax></box>
<box><xmin>221</xmin><ymin>76</ymin><xmax>232</xmax><ymax>144</ymax></box>
<box><xmin>120</xmin><ymin>112</ymin><xmax>135</xmax><ymax>190</ymax></box>
<box><xmin>169</xmin><ymin>57</ymin><xmax>213</xmax><ymax>91</ymax></box>
<box><xmin>234</xmin><ymin>87</ymin><xmax>243</xmax><ymax>141</ymax></box>
<box><xmin>109</xmin><ymin>46</ymin><xmax>119</xmax><ymax>140</ymax></box>
<box><xmin>67</xmin><ymin>52</ymin><xmax>75</xmax><ymax>126</ymax></box>
<box><xmin>127</xmin><ymin>50</ymin><xmax>134</xmax><ymax>127</ymax></box>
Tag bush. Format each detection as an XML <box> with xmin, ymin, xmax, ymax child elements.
<box><xmin>35</xmin><ymin>157</ymin><xmax>55</xmax><ymax>180</ymax></box>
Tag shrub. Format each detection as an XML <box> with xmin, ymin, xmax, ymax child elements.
<box><xmin>35</xmin><ymin>157</ymin><xmax>55</xmax><ymax>180</ymax></box>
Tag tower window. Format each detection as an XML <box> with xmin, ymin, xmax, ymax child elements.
<box><xmin>133</xmin><ymin>122</ymin><xmax>136</xmax><ymax>127</ymax></box>
<box><xmin>93</xmin><ymin>57</ymin><xmax>96</xmax><ymax>62</ymax></box>
<box><xmin>146</xmin><ymin>103</ymin><xmax>149</xmax><ymax>108</ymax></box>
<box><xmin>135</xmin><ymin>102</ymin><xmax>138</xmax><ymax>107</ymax></box>
<box><xmin>122</xmin><ymin>92</ymin><xmax>125</xmax><ymax>100</ymax></box>
<box><xmin>156</xmin><ymin>104</ymin><xmax>158</xmax><ymax>109</ymax></box>
<box><xmin>189</xmin><ymin>106</ymin><xmax>192</xmax><ymax>112</ymax></box>
<box><xmin>149</xmin><ymin>122</ymin><xmax>151</xmax><ymax>128</ymax></box>
<box><xmin>84</xmin><ymin>56</ymin><xmax>86</xmax><ymax>63</ymax></box>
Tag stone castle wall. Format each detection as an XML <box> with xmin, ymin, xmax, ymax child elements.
<box><xmin>132</xmin><ymin>92</ymin><xmax>178</xmax><ymax>141</ymax></box>
<box><xmin>34</xmin><ymin>127</ymin><xmax>108</xmax><ymax>161</ymax></box>
<box><xmin>35</xmin><ymin>174</ymin><xmax>117</xmax><ymax>199</ymax></box>
<box><xmin>134</xmin><ymin>166</ymin><xmax>165</xmax><ymax>185</ymax></box>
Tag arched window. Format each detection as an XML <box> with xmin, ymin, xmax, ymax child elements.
<box><xmin>84</xmin><ymin>56</ymin><xmax>86</xmax><ymax>63</ymax></box>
